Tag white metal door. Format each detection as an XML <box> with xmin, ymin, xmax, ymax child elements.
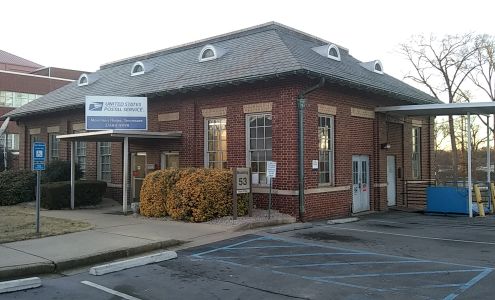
<box><xmin>387</xmin><ymin>155</ymin><xmax>396</xmax><ymax>206</ymax></box>
<box><xmin>352</xmin><ymin>155</ymin><xmax>370</xmax><ymax>213</ymax></box>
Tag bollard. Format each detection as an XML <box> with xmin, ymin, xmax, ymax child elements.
<box><xmin>473</xmin><ymin>184</ymin><xmax>485</xmax><ymax>217</ymax></box>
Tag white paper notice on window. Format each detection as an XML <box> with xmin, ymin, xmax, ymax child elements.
<box><xmin>252</xmin><ymin>172</ymin><xmax>259</xmax><ymax>185</ymax></box>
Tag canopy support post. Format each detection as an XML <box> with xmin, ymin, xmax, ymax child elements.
<box><xmin>467</xmin><ymin>113</ymin><xmax>473</xmax><ymax>218</ymax></box>
<box><xmin>70</xmin><ymin>141</ymin><xmax>75</xmax><ymax>210</ymax></box>
<box><xmin>123</xmin><ymin>137</ymin><xmax>129</xmax><ymax>215</ymax></box>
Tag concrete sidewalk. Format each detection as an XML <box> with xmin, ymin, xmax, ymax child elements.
<box><xmin>0</xmin><ymin>200</ymin><xmax>295</xmax><ymax>280</ymax></box>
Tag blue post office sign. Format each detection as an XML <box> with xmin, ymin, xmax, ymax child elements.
<box><xmin>85</xmin><ymin>96</ymin><xmax>148</xmax><ymax>131</ymax></box>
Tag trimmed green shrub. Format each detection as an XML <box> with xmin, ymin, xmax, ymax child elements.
<box><xmin>41</xmin><ymin>180</ymin><xmax>107</xmax><ymax>209</ymax></box>
<box><xmin>42</xmin><ymin>160</ymin><xmax>83</xmax><ymax>183</ymax></box>
<box><xmin>0</xmin><ymin>170</ymin><xmax>36</xmax><ymax>205</ymax></box>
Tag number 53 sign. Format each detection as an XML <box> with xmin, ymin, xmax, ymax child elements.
<box><xmin>235</xmin><ymin>168</ymin><xmax>251</xmax><ymax>194</ymax></box>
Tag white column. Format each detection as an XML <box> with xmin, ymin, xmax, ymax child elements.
<box><xmin>123</xmin><ymin>137</ymin><xmax>129</xmax><ymax>214</ymax></box>
<box><xmin>467</xmin><ymin>113</ymin><xmax>473</xmax><ymax>218</ymax></box>
<box><xmin>70</xmin><ymin>141</ymin><xmax>75</xmax><ymax>210</ymax></box>
<box><xmin>487</xmin><ymin>115</ymin><xmax>491</xmax><ymax>185</ymax></box>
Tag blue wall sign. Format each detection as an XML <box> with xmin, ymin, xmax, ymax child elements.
<box><xmin>85</xmin><ymin>96</ymin><xmax>148</xmax><ymax>131</ymax></box>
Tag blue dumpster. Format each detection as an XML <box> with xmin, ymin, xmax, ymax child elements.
<box><xmin>426</xmin><ymin>186</ymin><xmax>469</xmax><ymax>214</ymax></box>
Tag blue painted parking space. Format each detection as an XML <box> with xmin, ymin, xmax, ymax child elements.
<box><xmin>191</xmin><ymin>235</ymin><xmax>493</xmax><ymax>299</ymax></box>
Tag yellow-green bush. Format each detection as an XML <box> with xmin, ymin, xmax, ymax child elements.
<box><xmin>139</xmin><ymin>168</ymin><xmax>182</xmax><ymax>217</ymax></box>
<box><xmin>140</xmin><ymin>168</ymin><xmax>248</xmax><ymax>222</ymax></box>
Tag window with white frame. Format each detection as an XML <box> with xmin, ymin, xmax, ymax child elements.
<box><xmin>0</xmin><ymin>133</ymin><xmax>19</xmax><ymax>153</ymax></box>
<box><xmin>412</xmin><ymin>126</ymin><xmax>421</xmax><ymax>179</ymax></box>
<box><xmin>205</xmin><ymin>118</ymin><xmax>227</xmax><ymax>169</ymax></box>
<box><xmin>98</xmin><ymin>142</ymin><xmax>111</xmax><ymax>182</ymax></box>
<box><xmin>49</xmin><ymin>133</ymin><xmax>59</xmax><ymax>161</ymax></box>
<box><xmin>247</xmin><ymin>113</ymin><xmax>272</xmax><ymax>185</ymax></box>
<box><xmin>318</xmin><ymin>115</ymin><xmax>334</xmax><ymax>184</ymax></box>
<box><xmin>75</xmin><ymin>132</ymin><xmax>86</xmax><ymax>177</ymax></box>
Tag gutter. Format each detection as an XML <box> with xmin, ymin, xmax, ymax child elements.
<box><xmin>297</xmin><ymin>78</ymin><xmax>325</xmax><ymax>221</ymax></box>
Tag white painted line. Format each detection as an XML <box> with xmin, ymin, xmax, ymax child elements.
<box><xmin>331</xmin><ymin>227</ymin><xmax>495</xmax><ymax>245</ymax></box>
<box><xmin>327</xmin><ymin>217</ymin><xmax>360</xmax><ymax>225</ymax></box>
<box><xmin>89</xmin><ymin>251</ymin><xmax>177</xmax><ymax>276</ymax></box>
<box><xmin>0</xmin><ymin>277</ymin><xmax>41</xmax><ymax>294</ymax></box>
<box><xmin>81</xmin><ymin>281</ymin><xmax>141</xmax><ymax>300</ymax></box>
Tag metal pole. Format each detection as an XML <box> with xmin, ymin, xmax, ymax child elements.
<box><xmin>123</xmin><ymin>137</ymin><xmax>129</xmax><ymax>215</ymax></box>
<box><xmin>467</xmin><ymin>113</ymin><xmax>473</xmax><ymax>218</ymax></box>
<box><xmin>3</xmin><ymin>134</ymin><xmax>7</xmax><ymax>170</ymax></box>
<box><xmin>487</xmin><ymin>115</ymin><xmax>491</xmax><ymax>211</ymax></box>
<box><xmin>36</xmin><ymin>170</ymin><xmax>40</xmax><ymax>234</ymax></box>
<box><xmin>268</xmin><ymin>177</ymin><xmax>272</xmax><ymax>219</ymax></box>
<box><xmin>70</xmin><ymin>141</ymin><xmax>75</xmax><ymax>210</ymax></box>
<box><xmin>248</xmin><ymin>168</ymin><xmax>253</xmax><ymax>217</ymax></box>
<box><xmin>297</xmin><ymin>98</ymin><xmax>305</xmax><ymax>220</ymax></box>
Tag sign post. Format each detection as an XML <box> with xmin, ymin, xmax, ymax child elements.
<box><xmin>267</xmin><ymin>161</ymin><xmax>277</xmax><ymax>219</ymax></box>
<box><xmin>233</xmin><ymin>168</ymin><xmax>251</xmax><ymax>220</ymax></box>
<box><xmin>32</xmin><ymin>142</ymin><xmax>46</xmax><ymax>234</ymax></box>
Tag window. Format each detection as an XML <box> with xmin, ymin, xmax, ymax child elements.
<box><xmin>161</xmin><ymin>152</ymin><xmax>179</xmax><ymax>169</ymax></box>
<box><xmin>412</xmin><ymin>127</ymin><xmax>421</xmax><ymax>179</ymax></box>
<box><xmin>49</xmin><ymin>133</ymin><xmax>59</xmax><ymax>161</ymax></box>
<box><xmin>98</xmin><ymin>142</ymin><xmax>111</xmax><ymax>182</ymax></box>
<box><xmin>0</xmin><ymin>91</ymin><xmax>41</xmax><ymax>107</ymax></box>
<box><xmin>247</xmin><ymin>113</ymin><xmax>272</xmax><ymax>185</ymax></box>
<box><xmin>318</xmin><ymin>115</ymin><xmax>335</xmax><ymax>184</ymax></box>
<box><xmin>131</xmin><ymin>62</ymin><xmax>145</xmax><ymax>76</ymax></box>
<box><xmin>78</xmin><ymin>74</ymin><xmax>89</xmax><ymax>86</ymax></box>
<box><xmin>199</xmin><ymin>45</ymin><xmax>217</xmax><ymax>62</ymax></box>
<box><xmin>374</xmin><ymin>61</ymin><xmax>383</xmax><ymax>74</ymax></box>
<box><xmin>0</xmin><ymin>133</ymin><xmax>19</xmax><ymax>152</ymax></box>
<box><xmin>327</xmin><ymin>44</ymin><xmax>341</xmax><ymax>61</ymax></box>
<box><xmin>75</xmin><ymin>138</ymin><xmax>87</xmax><ymax>178</ymax></box>
<box><xmin>205</xmin><ymin>118</ymin><xmax>227</xmax><ymax>168</ymax></box>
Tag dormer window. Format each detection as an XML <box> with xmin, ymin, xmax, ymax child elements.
<box><xmin>131</xmin><ymin>61</ymin><xmax>145</xmax><ymax>76</ymax></box>
<box><xmin>374</xmin><ymin>61</ymin><xmax>383</xmax><ymax>74</ymax></box>
<box><xmin>312</xmin><ymin>44</ymin><xmax>341</xmax><ymax>61</ymax></box>
<box><xmin>199</xmin><ymin>45</ymin><xmax>218</xmax><ymax>62</ymax></box>
<box><xmin>78</xmin><ymin>74</ymin><xmax>89</xmax><ymax>86</ymax></box>
<box><xmin>327</xmin><ymin>45</ymin><xmax>341</xmax><ymax>61</ymax></box>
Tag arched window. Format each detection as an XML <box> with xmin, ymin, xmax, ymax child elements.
<box><xmin>374</xmin><ymin>60</ymin><xmax>383</xmax><ymax>74</ymax></box>
<box><xmin>131</xmin><ymin>61</ymin><xmax>145</xmax><ymax>76</ymax></box>
<box><xmin>78</xmin><ymin>74</ymin><xmax>89</xmax><ymax>86</ymax></box>
<box><xmin>327</xmin><ymin>44</ymin><xmax>341</xmax><ymax>61</ymax></box>
<box><xmin>199</xmin><ymin>45</ymin><xmax>218</xmax><ymax>62</ymax></box>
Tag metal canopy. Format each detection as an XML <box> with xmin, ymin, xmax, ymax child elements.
<box><xmin>376</xmin><ymin>102</ymin><xmax>495</xmax><ymax>218</ymax></box>
<box><xmin>57</xmin><ymin>130</ymin><xmax>181</xmax><ymax>215</ymax></box>
<box><xmin>57</xmin><ymin>130</ymin><xmax>182</xmax><ymax>142</ymax></box>
<box><xmin>375</xmin><ymin>102</ymin><xmax>495</xmax><ymax>116</ymax></box>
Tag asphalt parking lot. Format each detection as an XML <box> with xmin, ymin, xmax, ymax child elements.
<box><xmin>1</xmin><ymin>211</ymin><xmax>494</xmax><ymax>300</ymax></box>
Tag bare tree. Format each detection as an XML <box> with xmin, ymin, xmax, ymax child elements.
<box><xmin>400</xmin><ymin>34</ymin><xmax>478</xmax><ymax>184</ymax></box>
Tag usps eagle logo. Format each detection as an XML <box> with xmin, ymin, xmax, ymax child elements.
<box><xmin>89</xmin><ymin>102</ymin><xmax>104</xmax><ymax>111</ymax></box>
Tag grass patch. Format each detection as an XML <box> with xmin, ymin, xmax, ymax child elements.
<box><xmin>0</xmin><ymin>205</ymin><xmax>93</xmax><ymax>244</ymax></box>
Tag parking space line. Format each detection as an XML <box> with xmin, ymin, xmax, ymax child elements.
<box><xmin>229</xmin><ymin>245</ymin><xmax>310</xmax><ymax>250</ymax></box>
<box><xmin>443</xmin><ymin>268</ymin><xmax>493</xmax><ymax>300</ymax></box>
<box><xmin>81</xmin><ymin>281</ymin><xmax>141</xmax><ymax>300</ymax></box>
<box><xmin>272</xmin><ymin>260</ymin><xmax>430</xmax><ymax>269</ymax></box>
<box><xmin>329</xmin><ymin>226</ymin><xmax>495</xmax><ymax>245</ymax></box>
<box><xmin>316</xmin><ymin>269</ymin><xmax>484</xmax><ymax>279</ymax></box>
<box><xmin>260</xmin><ymin>252</ymin><xmax>373</xmax><ymax>258</ymax></box>
<box><xmin>192</xmin><ymin>236</ymin><xmax>266</xmax><ymax>257</ymax></box>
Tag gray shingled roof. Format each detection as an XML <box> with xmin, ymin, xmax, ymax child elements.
<box><xmin>5</xmin><ymin>22</ymin><xmax>440</xmax><ymax>119</ymax></box>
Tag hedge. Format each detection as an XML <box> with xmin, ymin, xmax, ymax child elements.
<box><xmin>41</xmin><ymin>180</ymin><xmax>107</xmax><ymax>209</ymax></box>
<box><xmin>140</xmin><ymin>168</ymin><xmax>248</xmax><ymax>222</ymax></box>
<box><xmin>0</xmin><ymin>170</ymin><xmax>36</xmax><ymax>206</ymax></box>
<box><xmin>42</xmin><ymin>160</ymin><xmax>83</xmax><ymax>183</ymax></box>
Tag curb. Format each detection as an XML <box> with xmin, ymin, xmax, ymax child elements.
<box><xmin>231</xmin><ymin>218</ymin><xmax>296</xmax><ymax>232</ymax></box>
<box><xmin>267</xmin><ymin>223</ymin><xmax>313</xmax><ymax>234</ymax></box>
<box><xmin>0</xmin><ymin>277</ymin><xmax>41</xmax><ymax>294</ymax></box>
<box><xmin>89</xmin><ymin>251</ymin><xmax>177</xmax><ymax>275</ymax></box>
<box><xmin>0</xmin><ymin>239</ymin><xmax>183</xmax><ymax>280</ymax></box>
<box><xmin>327</xmin><ymin>217</ymin><xmax>360</xmax><ymax>225</ymax></box>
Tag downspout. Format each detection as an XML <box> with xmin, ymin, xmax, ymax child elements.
<box><xmin>297</xmin><ymin>78</ymin><xmax>325</xmax><ymax>221</ymax></box>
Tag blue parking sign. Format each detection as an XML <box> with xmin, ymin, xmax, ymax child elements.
<box><xmin>32</xmin><ymin>142</ymin><xmax>46</xmax><ymax>171</ymax></box>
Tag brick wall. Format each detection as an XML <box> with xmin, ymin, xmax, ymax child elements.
<box><xmin>15</xmin><ymin>76</ymin><xmax>434</xmax><ymax>220</ymax></box>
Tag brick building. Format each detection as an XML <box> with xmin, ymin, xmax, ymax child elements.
<box><xmin>3</xmin><ymin>23</ymin><xmax>439</xmax><ymax>220</ymax></box>
<box><xmin>0</xmin><ymin>49</ymin><xmax>85</xmax><ymax>168</ymax></box>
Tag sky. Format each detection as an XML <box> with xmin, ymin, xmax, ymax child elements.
<box><xmin>2</xmin><ymin>0</ymin><xmax>495</xmax><ymax>102</ymax></box>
